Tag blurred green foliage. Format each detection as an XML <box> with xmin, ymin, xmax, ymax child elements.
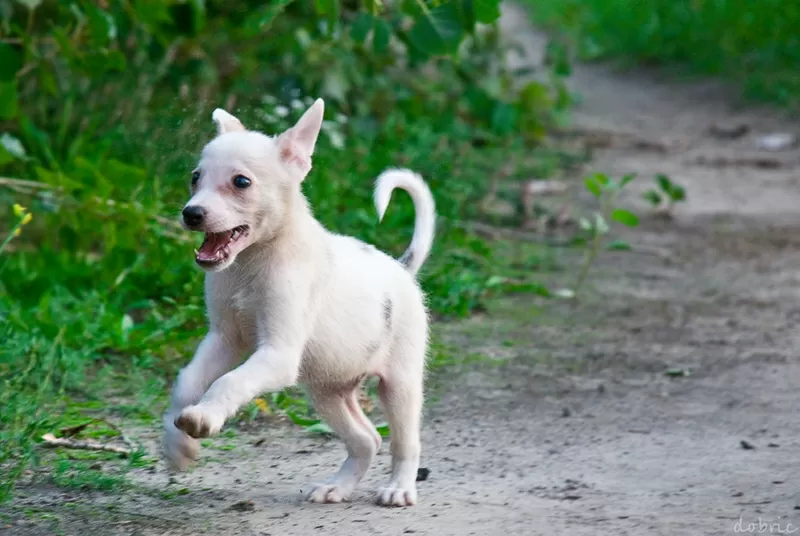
<box><xmin>529</xmin><ymin>0</ymin><xmax>800</xmax><ymax>107</ymax></box>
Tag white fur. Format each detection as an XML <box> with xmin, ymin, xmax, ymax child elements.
<box><xmin>163</xmin><ymin>99</ymin><xmax>435</xmax><ymax>508</ymax></box>
<box><xmin>211</xmin><ymin>108</ymin><xmax>245</xmax><ymax>135</ymax></box>
<box><xmin>374</xmin><ymin>169</ymin><xmax>435</xmax><ymax>276</ymax></box>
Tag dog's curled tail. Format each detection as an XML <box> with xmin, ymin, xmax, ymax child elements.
<box><xmin>374</xmin><ymin>168</ymin><xmax>436</xmax><ymax>277</ymax></box>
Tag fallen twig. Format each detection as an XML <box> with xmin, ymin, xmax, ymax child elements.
<box><xmin>708</xmin><ymin>123</ymin><xmax>750</xmax><ymax>140</ymax></box>
<box><xmin>689</xmin><ymin>155</ymin><xmax>790</xmax><ymax>169</ymax></box>
<box><xmin>523</xmin><ymin>179</ymin><xmax>569</xmax><ymax>196</ymax></box>
<box><xmin>40</xmin><ymin>433</ymin><xmax>132</xmax><ymax>457</ymax></box>
<box><xmin>0</xmin><ymin>176</ymin><xmax>51</xmax><ymax>190</ymax></box>
<box><xmin>101</xmin><ymin>419</ymin><xmax>139</xmax><ymax>451</ymax></box>
<box><xmin>554</xmin><ymin>127</ymin><xmax>688</xmax><ymax>153</ymax></box>
<box><xmin>521</xmin><ymin>179</ymin><xmax>571</xmax><ymax>230</ymax></box>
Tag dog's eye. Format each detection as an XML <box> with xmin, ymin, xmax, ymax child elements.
<box><xmin>191</xmin><ymin>171</ymin><xmax>200</xmax><ymax>185</ymax></box>
<box><xmin>233</xmin><ymin>175</ymin><xmax>251</xmax><ymax>189</ymax></box>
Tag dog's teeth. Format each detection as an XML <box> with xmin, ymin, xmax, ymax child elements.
<box><xmin>194</xmin><ymin>248</ymin><xmax>199</xmax><ymax>255</ymax></box>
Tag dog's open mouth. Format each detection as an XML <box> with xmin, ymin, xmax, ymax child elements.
<box><xmin>195</xmin><ymin>225</ymin><xmax>250</xmax><ymax>266</ymax></box>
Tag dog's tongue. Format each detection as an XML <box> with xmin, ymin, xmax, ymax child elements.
<box><xmin>197</xmin><ymin>231</ymin><xmax>232</xmax><ymax>261</ymax></box>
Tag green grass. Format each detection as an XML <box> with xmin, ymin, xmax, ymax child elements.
<box><xmin>51</xmin><ymin>460</ymin><xmax>129</xmax><ymax>492</ymax></box>
<box><xmin>528</xmin><ymin>0</ymin><xmax>800</xmax><ymax>108</ymax></box>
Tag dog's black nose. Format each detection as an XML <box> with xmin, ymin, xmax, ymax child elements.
<box><xmin>182</xmin><ymin>205</ymin><xmax>206</xmax><ymax>227</ymax></box>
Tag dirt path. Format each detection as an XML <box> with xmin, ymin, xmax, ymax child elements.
<box><xmin>7</xmin><ymin>5</ymin><xmax>800</xmax><ymax>535</ymax></box>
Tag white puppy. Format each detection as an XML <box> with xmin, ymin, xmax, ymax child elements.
<box><xmin>162</xmin><ymin>98</ymin><xmax>435</xmax><ymax>507</ymax></box>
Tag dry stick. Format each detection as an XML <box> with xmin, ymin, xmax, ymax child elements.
<box><xmin>0</xmin><ymin>176</ymin><xmax>49</xmax><ymax>190</ymax></box>
<box><xmin>521</xmin><ymin>179</ymin><xmax>570</xmax><ymax>229</ymax></box>
<box><xmin>40</xmin><ymin>433</ymin><xmax>132</xmax><ymax>457</ymax></box>
<box><xmin>101</xmin><ymin>419</ymin><xmax>139</xmax><ymax>452</ymax></box>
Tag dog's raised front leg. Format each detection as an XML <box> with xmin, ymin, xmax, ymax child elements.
<box><xmin>174</xmin><ymin>343</ymin><xmax>302</xmax><ymax>438</ymax></box>
<box><xmin>163</xmin><ymin>332</ymin><xmax>240</xmax><ymax>470</ymax></box>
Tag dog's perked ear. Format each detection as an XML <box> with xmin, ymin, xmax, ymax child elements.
<box><xmin>276</xmin><ymin>98</ymin><xmax>324</xmax><ymax>178</ymax></box>
<box><xmin>212</xmin><ymin>108</ymin><xmax>246</xmax><ymax>135</ymax></box>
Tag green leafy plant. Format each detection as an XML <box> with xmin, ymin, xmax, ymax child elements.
<box><xmin>0</xmin><ymin>203</ymin><xmax>32</xmax><ymax>256</ymax></box>
<box><xmin>556</xmin><ymin>172</ymin><xmax>638</xmax><ymax>299</ymax></box>
<box><xmin>643</xmin><ymin>173</ymin><xmax>687</xmax><ymax>216</ymax></box>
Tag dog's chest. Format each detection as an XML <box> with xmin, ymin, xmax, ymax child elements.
<box><xmin>225</xmin><ymin>287</ymin><xmax>263</xmax><ymax>346</ymax></box>
<box><xmin>231</xmin><ymin>286</ymin><xmax>259</xmax><ymax>312</ymax></box>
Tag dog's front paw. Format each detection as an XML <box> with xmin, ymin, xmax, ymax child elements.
<box><xmin>163</xmin><ymin>421</ymin><xmax>200</xmax><ymax>471</ymax></box>
<box><xmin>377</xmin><ymin>484</ymin><xmax>417</xmax><ymax>507</ymax></box>
<box><xmin>307</xmin><ymin>483</ymin><xmax>352</xmax><ymax>504</ymax></box>
<box><xmin>174</xmin><ymin>405</ymin><xmax>225</xmax><ymax>438</ymax></box>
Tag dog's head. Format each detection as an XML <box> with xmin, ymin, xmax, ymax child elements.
<box><xmin>181</xmin><ymin>99</ymin><xmax>324</xmax><ymax>272</ymax></box>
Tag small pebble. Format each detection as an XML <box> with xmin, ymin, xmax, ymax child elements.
<box><xmin>708</xmin><ymin>123</ymin><xmax>750</xmax><ymax>139</ymax></box>
<box><xmin>740</xmin><ymin>440</ymin><xmax>755</xmax><ymax>450</ymax></box>
<box><xmin>756</xmin><ymin>133</ymin><xmax>795</xmax><ymax>151</ymax></box>
<box><xmin>229</xmin><ymin>499</ymin><xmax>255</xmax><ymax>512</ymax></box>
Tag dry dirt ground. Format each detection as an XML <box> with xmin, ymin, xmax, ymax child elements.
<box><xmin>5</xmin><ymin>5</ymin><xmax>800</xmax><ymax>536</ymax></box>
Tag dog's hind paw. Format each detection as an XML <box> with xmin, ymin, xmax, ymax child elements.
<box><xmin>306</xmin><ymin>484</ymin><xmax>351</xmax><ymax>504</ymax></box>
<box><xmin>377</xmin><ymin>485</ymin><xmax>417</xmax><ymax>507</ymax></box>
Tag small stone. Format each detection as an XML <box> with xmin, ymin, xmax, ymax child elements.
<box><xmin>756</xmin><ymin>133</ymin><xmax>795</xmax><ymax>151</ymax></box>
<box><xmin>229</xmin><ymin>499</ymin><xmax>255</xmax><ymax>512</ymax></box>
<box><xmin>708</xmin><ymin>123</ymin><xmax>750</xmax><ymax>139</ymax></box>
<box><xmin>740</xmin><ymin>440</ymin><xmax>755</xmax><ymax>450</ymax></box>
<box><xmin>416</xmin><ymin>467</ymin><xmax>430</xmax><ymax>482</ymax></box>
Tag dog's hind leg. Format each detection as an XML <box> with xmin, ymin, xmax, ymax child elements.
<box><xmin>376</xmin><ymin>338</ymin><xmax>425</xmax><ymax>507</ymax></box>
<box><xmin>351</xmin><ymin>386</ymin><xmax>383</xmax><ymax>452</ymax></box>
<box><xmin>306</xmin><ymin>386</ymin><xmax>380</xmax><ymax>503</ymax></box>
